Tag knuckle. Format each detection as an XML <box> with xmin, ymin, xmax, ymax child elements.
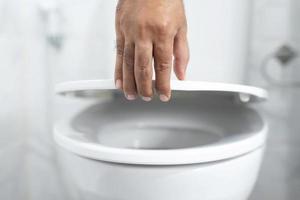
<box><xmin>138</xmin><ymin>65</ymin><xmax>148</xmax><ymax>72</ymax></box>
<box><xmin>137</xmin><ymin>54</ymin><xmax>150</xmax><ymax>69</ymax></box>
<box><xmin>124</xmin><ymin>58</ymin><xmax>134</xmax><ymax>69</ymax></box>
<box><xmin>138</xmin><ymin>67</ymin><xmax>151</xmax><ymax>80</ymax></box>
<box><xmin>116</xmin><ymin>40</ymin><xmax>124</xmax><ymax>56</ymax></box>
<box><xmin>124</xmin><ymin>46</ymin><xmax>134</xmax><ymax>68</ymax></box>
<box><xmin>156</xmin><ymin>62</ymin><xmax>171</xmax><ymax>73</ymax></box>
<box><xmin>156</xmin><ymin>22</ymin><xmax>168</xmax><ymax>32</ymax></box>
<box><xmin>155</xmin><ymin>22</ymin><xmax>172</xmax><ymax>37</ymax></box>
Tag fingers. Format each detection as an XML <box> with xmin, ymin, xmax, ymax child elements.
<box><xmin>173</xmin><ymin>29</ymin><xmax>189</xmax><ymax>80</ymax></box>
<box><xmin>123</xmin><ymin>42</ymin><xmax>137</xmax><ymax>100</ymax></box>
<box><xmin>116</xmin><ymin>32</ymin><xmax>188</xmax><ymax>102</ymax></box>
<box><xmin>154</xmin><ymin>40</ymin><xmax>173</xmax><ymax>102</ymax></box>
<box><xmin>134</xmin><ymin>42</ymin><xmax>153</xmax><ymax>101</ymax></box>
<box><xmin>119</xmin><ymin>40</ymin><xmax>154</xmax><ymax>102</ymax></box>
<box><xmin>115</xmin><ymin>36</ymin><xmax>124</xmax><ymax>90</ymax></box>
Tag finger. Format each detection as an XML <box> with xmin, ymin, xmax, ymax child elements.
<box><xmin>153</xmin><ymin>40</ymin><xmax>173</xmax><ymax>102</ymax></box>
<box><xmin>115</xmin><ymin>35</ymin><xmax>124</xmax><ymax>90</ymax></box>
<box><xmin>134</xmin><ymin>42</ymin><xmax>153</xmax><ymax>101</ymax></box>
<box><xmin>115</xmin><ymin>1</ymin><xmax>125</xmax><ymax>90</ymax></box>
<box><xmin>173</xmin><ymin>29</ymin><xmax>189</xmax><ymax>80</ymax></box>
<box><xmin>123</xmin><ymin>42</ymin><xmax>137</xmax><ymax>100</ymax></box>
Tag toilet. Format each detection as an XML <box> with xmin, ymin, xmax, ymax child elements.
<box><xmin>54</xmin><ymin>79</ymin><xmax>268</xmax><ymax>200</ymax></box>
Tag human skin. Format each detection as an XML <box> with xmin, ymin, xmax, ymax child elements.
<box><xmin>115</xmin><ymin>0</ymin><xmax>189</xmax><ymax>102</ymax></box>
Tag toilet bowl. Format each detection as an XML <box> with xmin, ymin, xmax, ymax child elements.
<box><xmin>54</xmin><ymin>80</ymin><xmax>268</xmax><ymax>200</ymax></box>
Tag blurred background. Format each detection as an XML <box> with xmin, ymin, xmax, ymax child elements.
<box><xmin>0</xmin><ymin>0</ymin><xmax>299</xmax><ymax>199</ymax></box>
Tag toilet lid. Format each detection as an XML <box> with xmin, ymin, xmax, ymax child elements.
<box><xmin>55</xmin><ymin>79</ymin><xmax>268</xmax><ymax>102</ymax></box>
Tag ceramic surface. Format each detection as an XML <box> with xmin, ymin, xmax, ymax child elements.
<box><xmin>57</xmin><ymin>146</ymin><xmax>264</xmax><ymax>200</ymax></box>
<box><xmin>54</xmin><ymin>95</ymin><xmax>267</xmax><ymax>165</ymax></box>
<box><xmin>54</xmin><ymin>81</ymin><xmax>268</xmax><ymax>200</ymax></box>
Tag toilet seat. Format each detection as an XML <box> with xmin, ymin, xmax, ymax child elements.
<box><xmin>55</xmin><ymin>79</ymin><xmax>268</xmax><ymax>102</ymax></box>
<box><xmin>54</xmin><ymin>80</ymin><xmax>268</xmax><ymax>165</ymax></box>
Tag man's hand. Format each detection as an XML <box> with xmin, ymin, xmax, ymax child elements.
<box><xmin>115</xmin><ymin>0</ymin><xmax>189</xmax><ymax>102</ymax></box>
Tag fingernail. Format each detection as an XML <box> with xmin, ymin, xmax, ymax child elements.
<box><xmin>142</xmin><ymin>96</ymin><xmax>152</xmax><ymax>102</ymax></box>
<box><xmin>159</xmin><ymin>94</ymin><xmax>170</xmax><ymax>102</ymax></box>
<box><xmin>181</xmin><ymin>73</ymin><xmax>186</xmax><ymax>80</ymax></box>
<box><xmin>115</xmin><ymin>79</ymin><xmax>122</xmax><ymax>90</ymax></box>
<box><xmin>179</xmin><ymin>71</ymin><xmax>186</xmax><ymax>80</ymax></box>
<box><xmin>126</xmin><ymin>94</ymin><xmax>136</xmax><ymax>101</ymax></box>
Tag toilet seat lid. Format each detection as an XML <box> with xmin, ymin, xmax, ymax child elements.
<box><xmin>55</xmin><ymin>79</ymin><xmax>268</xmax><ymax>102</ymax></box>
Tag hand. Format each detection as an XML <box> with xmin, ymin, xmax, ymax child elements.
<box><xmin>115</xmin><ymin>0</ymin><xmax>189</xmax><ymax>102</ymax></box>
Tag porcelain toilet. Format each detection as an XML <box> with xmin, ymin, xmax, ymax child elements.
<box><xmin>54</xmin><ymin>80</ymin><xmax>268</xmax><ymax>200</ymax></box>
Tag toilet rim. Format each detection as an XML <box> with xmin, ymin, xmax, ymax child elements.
<box><xmin>54</xmin><ymin>120</ymin><xmax>268</xmax><ymax>165</ymax></box>
<box><xmin>54</xmin><ymin>79</ymin><xmax>268</xmax><ymax>165</ymax></box>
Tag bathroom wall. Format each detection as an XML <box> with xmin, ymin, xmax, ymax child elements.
<box><xmin>0</xmin><ymin>0</ymin><xmax>118</xmax><ymax>199</ymax></box>
<box><xmin>247</xmin><ymin>0</ymin><xmax>300</xmax><ymax>199</ymax></box>
<box><xmin>0</xmin><ymin>0</ymin><xmax>299</xmax><ymax>199</ymax></box>
<box><xmin>0</xmin><ymin>0</ymin><xmax>65</xmax><ymax>199</ymax></box>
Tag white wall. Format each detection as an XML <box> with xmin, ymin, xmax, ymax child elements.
<box><xmin>0</xmin><ymin>0</ymin><xmax>299</xmax><ymax>199</ymax></box>
<box><xmin>51</xmin><ymin>0</ymin><xmax>116</xmax><ymax>83</ymax></box>
<box><xmin>247</xmin><ymin>0</ymin><xmax>300</xmax><ymax>199</ymax></box>
<box><xmin>0</xmin><ymin>0</ymin><xmax>66</xmax><ymax>199</ymax></box>
<box><xmin>0</xmin><ymin>0</ymin><xmax>117</xmax><ymax>199</ymax></box>
<box><xmin>185</xmin><ymin>0</ymin><xmax>251</xmax><ymax>83</ymax></box>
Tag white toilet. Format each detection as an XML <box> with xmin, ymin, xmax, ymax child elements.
<box><xmin>54</xmin><ymin>80</ymin><xmax>268</xmax><ymax>200</ymax></box>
